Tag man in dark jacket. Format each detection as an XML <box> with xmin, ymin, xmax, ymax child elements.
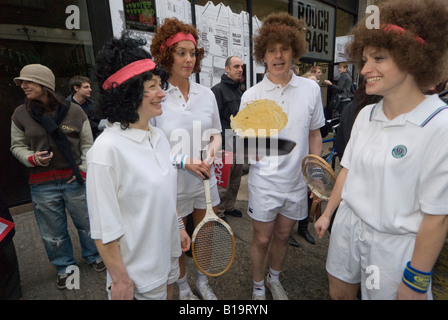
<box><xmin>67</xmin><ymin>75</ymin><xmax>103</xmax><ymax>139</ymax></box>
<box><xmin>211</xmin><ymin>56</ymin><xmax>244</xmax><ymax>219</ymax></box>
<box><xmin>325</xmin><ymin>62</ymin><xmax>354</xmax><ymax>115</ymax></box>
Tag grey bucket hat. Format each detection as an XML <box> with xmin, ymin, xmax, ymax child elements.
<box><xmin>14</xmin><ymin>64</ymin><xmax>55</xmax><ymax>91</ymax></box>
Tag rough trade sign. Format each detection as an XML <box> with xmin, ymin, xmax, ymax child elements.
<box><xmin>293</xmin><ymin>0</ymin><xmax>335</xmax><ymax>61</ymax></box>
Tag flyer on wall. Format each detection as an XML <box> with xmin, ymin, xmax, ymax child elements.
<box><xmin>0</xmin><ymin>217</ymin><xmax>14</xmax><ymax>243</ymax></box>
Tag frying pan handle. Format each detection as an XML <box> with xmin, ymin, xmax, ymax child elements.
<box><xmin>200</xmin><ymin>149</ymin><xmax>210</xmax><ymax>180</ymax></box>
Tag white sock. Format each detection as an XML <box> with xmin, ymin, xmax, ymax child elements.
<box><xmin>196</xmin><ymin>269</ymin><xmax>208</xmax><ymax>288</ymax></box>
<box><xmin>253</xmin><ymin>279</ymin><xmax>265</xmax><ymax>296</ymax></box>
<box><xmin>176</xmin><ymin>274</ymin><xmax>192</xmax><ymax>294</ymax></box>
<box><xmin>268</xmin><ymin>267</ymin><xmax>281</xmax><ymax>283</ymax></box>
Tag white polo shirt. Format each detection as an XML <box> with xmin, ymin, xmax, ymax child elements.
<box><xmin>151</xmin><ymin>79</ymin><xmax>222</xmax><ymax>200</ymax></box>
<box><xmin>240</xmin><ymin>72</ymin><xmax>325</xmax><ymax>192</ymax></box>
<box><xmin>341</xmin><ymin>94</ymin><xmax>448</xmax><ymax>234</ymax></box>
<box><xmin>86</xmin><ymin>122</ymin><xmax>181</xmax><ymax>293</ymax></box>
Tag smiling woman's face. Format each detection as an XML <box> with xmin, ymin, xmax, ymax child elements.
<box><xmin>361</xmin><ymin>46</ymin><xmax>409</xmax><ymax>97</ymax></box>
<box><xmin>21</xmin><ymin>80</ymin><xmax>45</xmax><ymax>102</ymax></box>
<box><xmin>138</xmin><ymin>76</ymin><xmax>166</xmax><ymax>120</ymax></box>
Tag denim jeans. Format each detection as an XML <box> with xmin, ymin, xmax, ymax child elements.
<box><xmin>30</xmin><ymin>180</ymin><xmax>100</xmax><ymax>274</ymax></box>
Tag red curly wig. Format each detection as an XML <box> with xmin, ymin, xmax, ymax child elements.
<box><xmin>150</xmin><ymin>18</ymin><xmax>205</xmax><ymax>74</ymax></box>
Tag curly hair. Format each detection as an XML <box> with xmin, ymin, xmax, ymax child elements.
<box><xmin>346</xmin><ymin>0</ymin><xmax>448</xmax><ymax>90</ymax></box>
<box><xmin>253</xmin><ymin>12</ymin><xmax>308</xmax><ymax>65</ymax></box>
<box><xmin>94</xmin><ymin>33</ymin><xmax>169</xmax><ymax>128</ymax></box>
<box><xmin>150</xmin><ymin>18</ymin><xmax>205</xmax><ymax>74</ymax></box>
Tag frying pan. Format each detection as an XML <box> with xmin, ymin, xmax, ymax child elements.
<box><xmin>232</xmin><ymin>135</ymin><xmax>296</xmax><ymax>158</ymax></box>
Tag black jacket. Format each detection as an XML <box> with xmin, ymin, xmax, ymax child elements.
<box><xmin>330</xmin><ymin>72</ymin><xmax>354</xmax><ymax>100</ymax></box>
<box><xmin>335</xmin><ymin>99</ymin><xmax>356</xmax><ymax>158</ymax></box>
<box><xmin>211</xmin><ymin>74</ymin><xmax>242</xmax><ymax>149</ymax></box>
<box><xmin>67</xmin><ymin>95</ymin><xmax>102</xmax><ymax>139</ymax></box>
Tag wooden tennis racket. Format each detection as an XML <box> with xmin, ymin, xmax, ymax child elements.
<box><xmin>302</xmin><ymin>154</ymin><xmax>336</xmax><ymax>222</ymax></box>
<box><xmin>191</xmin><ymin>150</ymin><xmax>236</xmax><ymax>277</ymax></box>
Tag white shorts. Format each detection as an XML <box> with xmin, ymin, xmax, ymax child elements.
<box><xmin>247</xmin><ymin>184</ymin><xmax>308</xmax><ymax>222</ymax></box>
<box><xmin>177</xmin><ymin>183</ymin><xmax>220</xmax><ymax>217</ymax></box>
<box><xmin>326</xmin><ymin>203</ymin><xmax>433</xmax><ymax>300</ymax></box>
<box><xmin>106</xmin><ymin>257</ymin><xmax>180</xmax><ymax>300</ymax></box>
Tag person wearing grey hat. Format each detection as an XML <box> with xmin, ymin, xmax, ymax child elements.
<box><xmin>10</xmin><ymin>64</ymin><xmax>105</xmax><ymax>290</ymax></box>
<box><xmin>14</xmin><ymin>64</ymin><xmax>56</xmax><ymax>91</ymax></box>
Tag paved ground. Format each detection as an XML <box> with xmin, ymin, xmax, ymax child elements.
<box><xmin>11</xmin><ymin>172</ymin><xmax>331</xmax><ymax>301</ymax></box>
<box><xmin>9</xmin><ymin>138</ymin><xmax>448</xmax><ymax>302</ymax></box>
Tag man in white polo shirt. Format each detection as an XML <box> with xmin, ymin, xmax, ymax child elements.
<box><xmin>243</xmin><ymin>12</ymin><xmax>325</xmax><ymax>300</ymax></box>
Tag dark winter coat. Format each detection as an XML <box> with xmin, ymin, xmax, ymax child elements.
<box><xmin>211</xmin><ymin>74</ymin><xmax>242</xmax><ymax>149</ymax></box>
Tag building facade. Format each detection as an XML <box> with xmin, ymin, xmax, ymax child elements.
<box><xmin>0</xmin><ymin>0</ymin><xmax>366</xmax><ymax>206</ymax></box>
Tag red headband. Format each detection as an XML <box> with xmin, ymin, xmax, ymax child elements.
<box><xmin>160</xmin><ymin>32</ymin><xmax>196</xmax><ymax>50</ymax></box>
<box><xmin>382</xmin><ymin>24</ymin><xmax>425</xmax><ymax>45</ymax></box>
<box><xmin>102</xmin><ymin>59</ymin><xmax>156</xmax><ymax>90</ymax></box>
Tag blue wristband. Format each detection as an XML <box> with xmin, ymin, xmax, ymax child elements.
<box><xmin>181</xmin><ymin>154</ymin><xmax>187</xmax><ymax>169</ymax></box>
<box><xmin>172</xmin><ymin>153</ymin><xmax>187</xmax><ymax>169</ymax></box>
<box><xmin>402</xmin><ymin>261</ymin><xmax>432</xmax><ymax>293</ymax></box>
<box><xmin>178</xmin><ymin>216</ymin><xmax>185</xmax><ymax>231</ymax></box>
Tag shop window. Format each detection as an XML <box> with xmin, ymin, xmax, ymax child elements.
<box><xmin>337</xmin><ymin>0</ymin><xmax>358</xmax><ymax>13</ymax></box>
<box><xmin>336</xmin><ymin>9</ymin><xmax>355</xmax><ymax>37</ymax></box>
<box><xmin>0</xmin><ymin>0</ymin><xmax>95</xmax><ymax>205</ymax></box>
<box><xmin>253</xmin><ymin>0</ymin><xmax>288</xmax><ymax>20</ymax></box>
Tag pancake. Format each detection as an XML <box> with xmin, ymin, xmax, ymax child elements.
<box><xmin>230</xmin><ymin>99</ymin><xmax>288</xmax><ymax>137</ymax></box>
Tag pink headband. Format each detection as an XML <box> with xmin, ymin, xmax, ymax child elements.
<box><xmin>102</xmin><ymin>59</ymin><xmax>156</xmax><ymax>90</ymax></box>
<box><xmin>382</xmin><ymin>24</ymin><xmax>425</xmax><ymax>45</ymax></box>
<box><xmin>160</xmin><ymin>32</ymin><xmax>196</xmax><ymax>50</ymax></box>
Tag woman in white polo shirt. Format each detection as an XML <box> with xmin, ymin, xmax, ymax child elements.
<box><xmin>315</xmin><ymin>0</ymin><xmax>448</xmax><ymax>300</ymax></box>
<box><xmin>150</xmin><ymin>18</ymin><xmax>222</xmax><ymax>300</ymax></box>
<box><xmin>86</xmin><ymin>34</ymin><xmax>190</xmax><ymax>300</ymax></box>
<box><xmin>242</xmin><ymin>12</ymin><xmax>325</xmax><ymax>300</ymax></box>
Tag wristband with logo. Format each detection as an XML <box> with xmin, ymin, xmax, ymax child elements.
<box><xmin>402</xmin><ymin>261</ymin><xmax>432</xmax><ymax>293</ymax></box>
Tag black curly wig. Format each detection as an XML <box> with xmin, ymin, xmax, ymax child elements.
<box><xmin>94</xmin><ymin>33</ymin><xmax>169</xmax><ymax>128</ymax></box>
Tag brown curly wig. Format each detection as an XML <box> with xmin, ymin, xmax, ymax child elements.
<box><xmin>150</xmin><ymin>18</ymin><xmax>205</xmax><ymax>74</ymax></box>
<box><xmin>346</xmin><ymin>0</ymin><xmax>448</xmax><ymax>90</ymax></box>
<box><xmin>253</xmin><ymin>12</ymin><xmax>308</xmax><ymax>65</ymax></box>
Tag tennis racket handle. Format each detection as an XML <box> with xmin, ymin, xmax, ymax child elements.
<box><xmin>203</xmin><ymin>179</ymin><xmax>212</xmax><ymax>205</ymax></box>
<box><xmin>200</xmin><ymin>149</ymin><xmax>210</xmax><ymax>180</ymax></box>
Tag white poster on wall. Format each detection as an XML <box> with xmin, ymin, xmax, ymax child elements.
<box><xmin>252</xmin><ymin>15</ymin><xmax>265</xmax><ymax>83</ymax></box>
<box><xmin>334</xmin><ymin>35</ymin><xmax>353</xmax><ymax>63</ymax></box>
<box><xmin>195</xmin><ymin>1</ymin><xmax>250</xmax><ymax>88</ymax></box>
<box><xmin>109</xmin><ymin>0</ymin><xmax>251</xmax><ymax>89</ymax></box>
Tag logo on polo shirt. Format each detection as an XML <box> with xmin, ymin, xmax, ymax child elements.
<box><xmin>392</xmin><ymin>145</ymin><xmax>407</xmax><ymax>158</ymax></box>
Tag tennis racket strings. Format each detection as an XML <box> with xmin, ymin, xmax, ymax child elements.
<box><xmin>191</xmin><ymin>149</ymin><xmax>236</xmax><ymax>277</ymax></box>
<box><xmin>193</xmin><ymin>220</ymin><xmax>235</xmax><ymax>276</ymax></box>
<box><xmin>302</xmin><ymin>155</ymin><xmax>336</xmax><ymax>201</ymax></box>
